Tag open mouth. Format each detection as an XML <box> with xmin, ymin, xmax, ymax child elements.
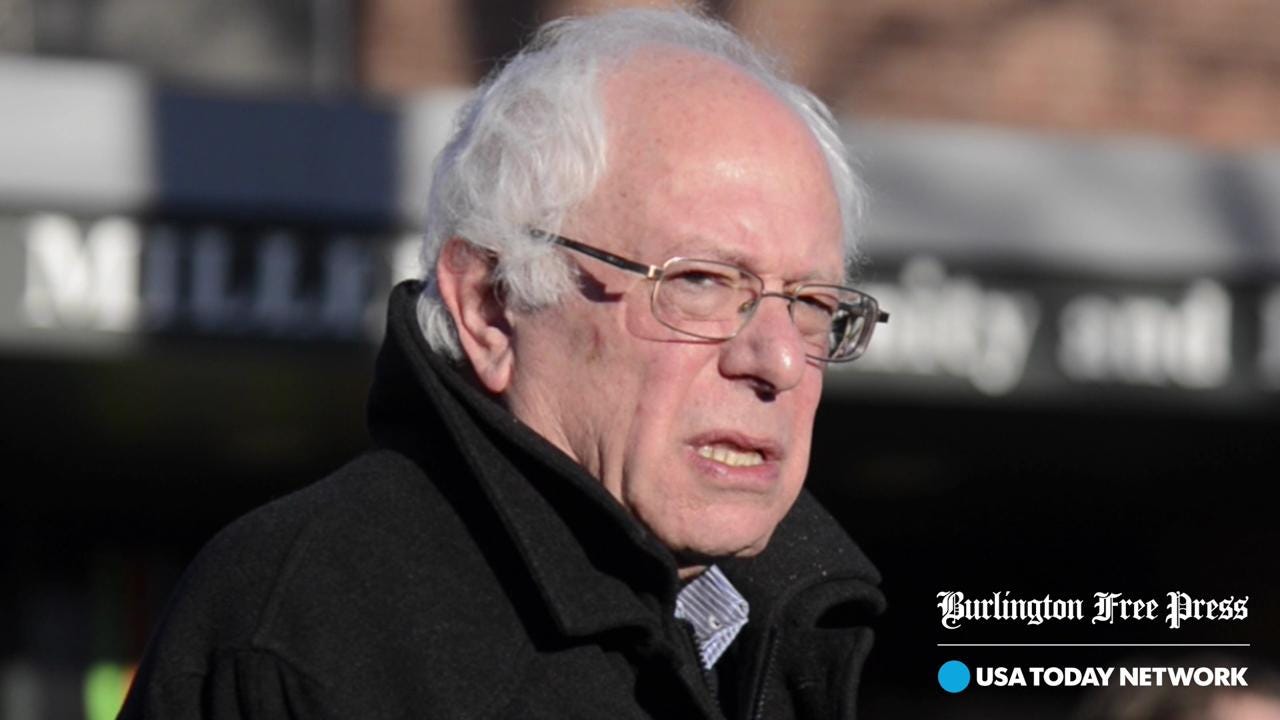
<box><xmin>695</xmin><ymin>442</ymin><xmax>766</xmax><ymax>468</ymax></box>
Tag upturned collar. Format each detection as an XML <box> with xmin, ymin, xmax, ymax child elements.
<box><xmin>366</xmin><ymin>280</ymin><xmax>880</xmax><ymax>643</ymax></box>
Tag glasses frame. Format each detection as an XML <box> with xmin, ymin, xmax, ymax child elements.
<box><xmin>534</xmin><ymin>231</ymin><xmax>889</xmax><ymax>363</ymax></box>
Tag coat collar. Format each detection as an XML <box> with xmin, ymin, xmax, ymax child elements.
<box><xmin>367</xmin><ymin>280</ymin><xmax>879</xmax><ymax>642</ymax></box>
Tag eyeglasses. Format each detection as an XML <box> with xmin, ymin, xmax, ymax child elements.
<box><xmin>535</xmin><ymin>231</ymin><xmax>888</xmax><ymax>363</ymax></box>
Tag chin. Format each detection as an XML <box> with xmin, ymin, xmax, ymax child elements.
<box><xmin>662</xmin><ymin>514</ymin><xmax>778</xmax><ymax>561</ymax></box>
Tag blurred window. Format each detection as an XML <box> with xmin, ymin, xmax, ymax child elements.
<box><xmin>0</xmin><ymin>0</ymin><xmax>354</xmax><ymax>92</ymax></box>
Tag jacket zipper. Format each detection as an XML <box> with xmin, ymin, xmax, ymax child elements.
<box><xmin>750</xmin><ymin>630</ymin><xmax>781</xmax><ymax>720</ymax></box>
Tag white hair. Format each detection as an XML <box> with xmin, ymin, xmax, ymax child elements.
<box><xmin>416</xmin><ymin>6</ymin><xmax>865</xmax><ymax>359</ymax></box>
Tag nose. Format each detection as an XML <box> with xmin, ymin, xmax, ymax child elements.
<box><xmin>717</xmin><ymin>295</ymin><xmax>808</xmax><ymax>397</ymax></box>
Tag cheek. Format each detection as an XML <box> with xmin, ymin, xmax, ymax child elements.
<box><xmin>617</xmin><ymin>351</ymin><xmax>719</xmax><ymax>484</ymax></box>
<box><xmin>787</xmin><ymin>376</ymin><xmax>823</xmax><ymax>455</ymax></box>
<box><xmin>796</xmin><ymin>375</ymin><xmax>824</xmax><ymax>427</ymax></box>
<box><xmin>626</xmin><ymin>361</ymin><xmax>692</xmax><ymax>451</ymax></box>
<box><xmin>579</xmin><ymin>324</ymin><xmax>606</xmax><ymax>365</ymax></box>
<box><xmin>621</xmin><ymin>284</ymin><xmax>693</xmax><ymax>345</ymax></box>
<box><xmin>577</xmin><ymin>313</ymin><xmax>683</xmax><ymax>464</ymax></box>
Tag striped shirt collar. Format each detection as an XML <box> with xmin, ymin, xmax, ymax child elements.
<box><xmin>674</xmin><ymin>565</ymin><xmax>750</xmax><ymax>670</ymax></box>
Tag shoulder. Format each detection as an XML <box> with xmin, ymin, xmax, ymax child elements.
<box><xmin>134</xmin><ymin>449</ymin><xmax>534</xmax><ymax>715</ymax></box>
<box><xmin>170</xmin><ymin>450</ymin><xmax>443</xmax><ymax>625</ymax></box>
<box><xmin>195</xmin><ymin>448</ymin><xmax>468</xmax><ymax>588</ymax></box>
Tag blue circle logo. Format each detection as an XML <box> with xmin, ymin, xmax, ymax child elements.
<box><xmin>938</xmin><ymin>660</ymin><xmax>971</xmax><ymax>693</ymax></box>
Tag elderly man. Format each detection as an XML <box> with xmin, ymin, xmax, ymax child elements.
<box><xmin>121</xmin><ymin>8</ymin><xmax>887</xmax><ymax>720</ymax></box>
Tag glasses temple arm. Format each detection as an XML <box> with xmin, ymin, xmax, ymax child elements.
<box><xmin>535</xmin><ymin>231</ymin><xmax>661</xmax><ymax>279</ymax></box>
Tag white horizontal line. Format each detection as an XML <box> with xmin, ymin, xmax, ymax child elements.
<box><xmin>937</xmin><ymin>643</ymin><xmax>1250</xmax><ymax>647</ymax></box>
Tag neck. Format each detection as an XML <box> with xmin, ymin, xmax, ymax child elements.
<box><xmin>677</xmin><ymin>564</ymin><xmax>706</xmax><ymax>582</ymax></box>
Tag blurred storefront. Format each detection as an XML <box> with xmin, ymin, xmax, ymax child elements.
<box><xmin>2</xmin><ymin>1</ymin><xmax>1278</xmax><ymax>718</ymax></box>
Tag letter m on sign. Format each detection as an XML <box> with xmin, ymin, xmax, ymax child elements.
<box><xmin>22</xmin><ymin>214</ymin><xmax>141</xmax><ymax>331</ymax></box>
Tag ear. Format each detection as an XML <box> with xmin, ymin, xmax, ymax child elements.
<box><xmin>434</xmin><ymin>238</ymin><xmax>514</xmax><ymax>395</ymax></box>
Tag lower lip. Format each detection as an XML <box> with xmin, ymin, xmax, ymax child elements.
<box><xmin>686</xmin><ymin>447</ymin><xmax>781</xmax><ymax>492</ymax></box>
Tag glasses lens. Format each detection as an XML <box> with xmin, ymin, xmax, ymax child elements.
<box><xmin>790</xmin><ymin>288</ymin><xmax>842</xmax><ymax>358</ymax></box>
<box><xmin>652</xmin><ymin>261</ymin><xmax>883</xmax><ymax>362</ymax></box>
<box><xmin>653</xmin><ymin>259</ymin><xmax>759</xmax><ymax>339</ymax></box>
<box><xmin>791</xmin><ymin>286</ymin><xmax>880</xmax><ymax>362</ymax></box>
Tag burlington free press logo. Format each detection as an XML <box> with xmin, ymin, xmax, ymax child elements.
<box><xmin>935</xmin><ymin>590</ymin><xmax>1253</xmax><ymax>695</ymax></box>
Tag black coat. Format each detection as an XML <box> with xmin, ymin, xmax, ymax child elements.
<box><xmin>119</xmin><ymin>281</ymin><xmax>885</xmax><ymax>719</ymax></box>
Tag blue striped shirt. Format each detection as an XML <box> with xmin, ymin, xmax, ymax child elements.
<box><xmin>674</xmin><ymin>565</ymin><xmax>750</xmax><ymax>669</ymax></box>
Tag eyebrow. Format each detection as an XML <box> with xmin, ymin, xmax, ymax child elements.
<box><xmin>670</xmin><ymin>239</ymin><xmax>845</xmax><ymax>285</ymax></box>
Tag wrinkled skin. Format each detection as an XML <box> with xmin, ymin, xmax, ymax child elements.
<box><xmin>439</xmin><ymin>48</ymin><xmax>845</xmax><ymax>574</ymax></box>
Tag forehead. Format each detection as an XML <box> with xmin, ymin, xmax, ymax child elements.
<box><xmin>581</xmin><ymin>48</ymin><xmax>845</xmax><ymax>282</ymax></box>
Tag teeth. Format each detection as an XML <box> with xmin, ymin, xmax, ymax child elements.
<box><xmin>697</xmin><ymin>444</ymin><xmax>765</xmax><ymax>467</ymax></box>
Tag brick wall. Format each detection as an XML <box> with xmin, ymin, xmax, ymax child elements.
<box><xmin>360</xmin><ymin>0</ymin><xmax>1280</xmax><ymax>147</ymax></box>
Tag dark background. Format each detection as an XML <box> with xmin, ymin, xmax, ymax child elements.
<box><xmin>3</xmin><ymin>1</ymin><xmax>1279</xmax><ymax>718</ymax></box>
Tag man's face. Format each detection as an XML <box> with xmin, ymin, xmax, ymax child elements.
<box><xmin>503</xmin><ymin>51</ymin><xmax>845</xmax><ymax>565</ymax></box>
